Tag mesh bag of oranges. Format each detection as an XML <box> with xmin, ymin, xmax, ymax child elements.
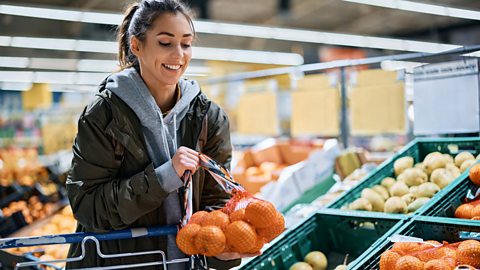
<box><xmin>380</xmin><ymin>235</ymin><xmax>480</xmax><ymax>270</ymax></box>
<box><xmin>176</xmin><ymin>153</ymin><xmax>285</xmax><ymax>257</ymax></box>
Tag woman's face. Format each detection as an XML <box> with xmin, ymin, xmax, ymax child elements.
<box><xmin>131</xmin><ymin>12</ymin><xmax>193</xmax><ymax>87</ymax></box>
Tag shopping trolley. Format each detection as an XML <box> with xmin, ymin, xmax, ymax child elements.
<box><xmin>0</xmin><ymin>224</ymin><xmax>213</xmax><ymax>270</ymax></box>
<box><xmin>0</xmin><ymin>153</ymin><xmax>241</xmax><ymax>270</ymax></box>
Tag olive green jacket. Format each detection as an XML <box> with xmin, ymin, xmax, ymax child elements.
<box><xmin>66</xmin><ymin>79</ymin><xmax>240</xmax><ymax>269</ymax></box>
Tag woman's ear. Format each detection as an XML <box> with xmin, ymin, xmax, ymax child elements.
<box><xmin>130</xmin><ymin>36</ymin><xmax>141</xmax><ymax>57</ymax></box>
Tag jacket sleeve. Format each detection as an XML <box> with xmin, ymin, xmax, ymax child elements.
<box><xmin>66</xmin><ymin>100</ymin><xmax>176</xmax><ymax>232</ymax></box>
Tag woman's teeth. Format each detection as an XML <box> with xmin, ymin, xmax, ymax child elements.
<box><xmin>163</xmin><ymin>64</ymin><xmax>181</xmax><ymax>70</ymax></box>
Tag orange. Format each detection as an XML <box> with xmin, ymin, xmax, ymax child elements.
<box><xmin>415</xmin><ymin>244</ymin><xmax>446</xmax><ymax>262</ymax></box>
<box><xmin>391</xmin><ymin>242</ymin><xmax>422</xmax><ymax>256</ymax></box>
<box><xmin>176</xmin><ymin>224</ymin><xmax>201</xmax><ymax>255</ymax></box>
<box><xmin>457</xmin><ymin>240</ymin><xmax>480</xmax><ymax>268</ymax></box>
<box><xmin>244</xmin><ymin>200</ymin><xmax>278</xmax><ymax>229</ymax></box>
<box><xmin>379</xmin><ymin>250</ymin><xmax>401</xmax><ymax>270</ymax></box>
<box><xmin>248</xmin><ymin>237</ymin><xmax>264</xmax><ymax>253</ymax></box>
<box><xmin>229</xmin><ymin>208</ymin><xmax>245</xmax><ymax>222</ymax></box>
<box><xmin>194</xmin><ymin>226</ymin><xmax>226</xmax><ymax>257</ymax></box>
<box><xmin>455</xmin><ymin>204</ymin><xmax>474</xmax><ymax>219</ymax></box>
<box><xmin>202</xmin><ymin>210</ymin><xmax>230</xmax><ymax>230</ymax></box>
<box><xmin>395</xmin><ymin>255</ymin><xmax>424</xmax><ymax>270</ymax></box>
<box><xmin>424</xmin><ymin>259</ymin><xmax>452</xmax><ymax>270</ymax></box>
<box><xmin>225</xmin><ymin>221</ymin><xmax>258</xmax><ymax>253</ymax></box>
<box><xmin>257</xmin><ymin>212</ymin><xmax>285</xmax><ymax>242</ymax></box>
<box><xmin>470</xmin><ymin>205</ymin><xmax>480</xmax><ymax>218</ymax></box>
<box><xmin>469</xmin><ymin>163</ymin><xmax>480</xmax><ymax>186</ymax></box>
<box><xmin>189</xmin><ymin>211</ymin><xmax>209</xmax><ymax>225</ymax></box>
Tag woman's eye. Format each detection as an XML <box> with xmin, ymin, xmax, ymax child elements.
<box><xmin>182</xmin><ymin>44</ymin><xmax>191</xmax><ymax>48</ymax></box>
<box><xmin>159</xmin><ymin>42</ymin><xmax>170</xmax><ymax>46</ymax></box>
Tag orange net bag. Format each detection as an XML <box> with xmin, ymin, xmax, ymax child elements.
<box><xmin>176</xmin><ymin>153</ymin><xmax>285</xmax><ymax>257</ymax></box>
<box><xmin>381</xmin><ymin>236</ymin><xmax>480</xmax><ymax>270</ymax></box>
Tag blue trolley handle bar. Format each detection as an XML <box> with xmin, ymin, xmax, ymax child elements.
<box><xmin>0</xmin><ymin>225</ymin><xmax>179</xmax><ymax>249</ymax></box>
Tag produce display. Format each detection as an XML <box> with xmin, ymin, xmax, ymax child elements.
<box><xmin>288</xmin><ymin>251</ymin><xmax>349</xmax><ymax>270</ymax></box>
<box><xmin>379</xmin><ymin>239</ymin><xmax>480</xmax><ymax>269</ymax></box>
<box><xmin>1</xmin><ymin>196</ymin><xmax>56</xmax><ymax>224</ymax></box>
<box><xmin>453</xmin><ymin>163</ymin><xmax>480</xmax><ymax>220</ymax></box>
<box><xmin>176</xmin><ymin>194</ymin><xmax>285</xmax><ymax>257</ymax></box>
<box><xmin>344</xmin><ymin>151</ymin><xmax>478</xmax><ymax>214</ymax></box>
<box><xmin>0</xmin><ymin>148</ymin><xmax>58</xmax><ymax>194</ymax></box>
<box><xmin>9</xmin><ymin>206</ymin><xmax>76</xmax><ymax>268</ymax></box>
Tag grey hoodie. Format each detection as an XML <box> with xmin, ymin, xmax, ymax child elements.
<box><xmin>107</xmin><ymin>67</ymin><xmax>200</xmax><ymax>268</ymax></box>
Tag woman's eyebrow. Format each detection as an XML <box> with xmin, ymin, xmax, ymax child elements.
<box><xmin>157</xmin><ymin>32</ymin><xmax>193</xmax><ymax>37</ymax></box>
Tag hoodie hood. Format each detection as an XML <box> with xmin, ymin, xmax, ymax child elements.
<box><xmin>106</xmin><ymin>67</ymin><xmax>200</xmax><ymax>166</ymax></box>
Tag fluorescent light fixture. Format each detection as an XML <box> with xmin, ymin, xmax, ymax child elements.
<box><xmin>0</xmin><ymin>36</ymin><xmax>304</xmax><ymax>65</ymax></box>
<box><xmin>30</xmin><ymin>58</ymin><xmax>76</xmax><ymax>70</ymax></box>
<box><xmin>0</xmin><ymin>71</ymin><xmax>108</xmax><ymax>85</ymax></box>
<box><xmin>0</xmin><ymin>4</ymin><xmax>123</xmax><ymax>24</ymax></box>
<box><xmin>0</xmin><ymin>4</ymin><xmax>460</xmax><ymax>53</ymax></box>
<box><xmin>0</xmin><ymin>81</ymin><xmax>32</xmax><ymax>91</ymax></box>
<box><xmin>0</xmin><ymin>56</ymin><xmax>29</xmax><ymax>68</ymax></box>
<box><xmin>380</xmin><ymin>60</ymin><xmax>426</xmax><ymax>72</ymax></box>
<box><xmin>0</xmin><ymin>66</ymin><xmax>212</xmax><ymax>86</ymax></box>
<box><xmin>195</xmin><ymin>21</ymin><xmax>460</xmax><ymax>53</ymax></box>
<box><xmin>0</xmin><ymin>56</ymin><xmax>211</xmax><ymax>76</ymax></box>
<box><xmin>77</xmin><ymin>59</ymin><xmax>118</xmax><ymax>72</ymax></box>
<box><xmin>342</xmin><ymin>0</ymin><xmax>480</xmax><ymax>20</ymax></box>
<box><xmin>463</xmin><ymin>50</ymin><xmax>480</xmax><ymax>58</ymax></box>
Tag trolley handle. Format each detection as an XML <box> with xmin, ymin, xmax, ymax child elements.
<box><xmin>0</xmin><ymin>225</ymin><xmax>178</xmax><ymax>249</ymax></box>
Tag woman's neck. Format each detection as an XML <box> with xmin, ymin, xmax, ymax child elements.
<box><xmin>139</xmin><ymin>70</ymin><xmax>177</xmax><ymax>113</ymax></box>
<box><xmin>150</xmin><ymin>83</ymin><xmax>178</xmax><ymax>113</ymax></box>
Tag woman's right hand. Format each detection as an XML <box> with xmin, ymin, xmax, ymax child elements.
<box><xmin>172</xmin><ymin>146</ymin><xmax>199</xmax><ymax>178</ymax></box>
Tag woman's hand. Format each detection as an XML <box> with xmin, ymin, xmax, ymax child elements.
<box><xmin>172</xmin><ymin>146</ymin><xmax>199</xmax><ymax>178</ymax></box>
<box><xmin>214</xmin><ymin>251</ymin><xmax>262</xmax><ymax>261</ymax></box>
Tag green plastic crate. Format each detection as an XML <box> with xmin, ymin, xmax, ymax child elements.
<box><xmin>351</xmin><ymin>216</ymin><xmax>480</xmax><ymax>269</ymax></box>
<box><xmin>327</xmin><ymin>137</ymin><xmax>480</xmax><ymax>215</ymax></box>
<box><xmin>282</xmin><ymin>173</ymin><xmax>336</xmax><ymax>213</ymax></box>
<box><xmin>240</xmin><ymin>209</ymin><xmax>406</xmax><ymax>270</ymax></box>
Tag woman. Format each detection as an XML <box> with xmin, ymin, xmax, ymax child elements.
<box><xmin>66</xmin><ymin>0</ymin><xmax>243</xmax><ymax>268</ymax></box>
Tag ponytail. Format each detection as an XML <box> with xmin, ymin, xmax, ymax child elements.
<box><xmin>118</xmin><ymin>3</ymin><xmax>139</xmax><ymax>70</ymax></box>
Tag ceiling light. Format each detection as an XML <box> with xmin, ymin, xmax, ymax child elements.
<box><xmin>0</xmin><ymin>4</ymin><xmax>460</xmax><ymax>53</ymax></box>
<box><xmin>463</xmin><ymin>50</ymin><xmax>480</xmax><ymax>58</ymax></box>
<box><xmin>0</xmin><ymin>81</ymin><xmax>32</xmax><ymax>91</ymax></box>
<box><xmin>380</xmin><ymin>60</ymin><xmax>426</xmax><ymax>71</ymax></box>
<box><xmin>0</xmin><ymin>4</ymin><xmax>123</xmax><ymax>24</ymax></box>
<box><xmin>0</xmin><ymin>36</ymin><xmax>304</xmax><ymax>65</ymax></box>
<box><xmin>0</xmin><ymin>56</ymin><xmax>29</xmax><ymax>68</ymax></box>
<box><xmin>342</xmin><ymin>0</ymin><xmax>480</xmax><ymax>20</ymax></box>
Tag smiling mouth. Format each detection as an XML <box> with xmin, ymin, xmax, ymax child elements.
<box><xmin>162</xmin><ymin>64</ymin><xmax>182</xmax><ymax>71</ymax></box>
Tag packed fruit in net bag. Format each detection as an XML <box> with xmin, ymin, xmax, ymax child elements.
<box><xmin>176</xmin><ymin>153</ymin><xmax>285</xmax><ymax>257</ymax></box>
<box><xmin>380</xmin><ymin>235</ymin><xmax>480</xmax><ymax>270</ymax></box>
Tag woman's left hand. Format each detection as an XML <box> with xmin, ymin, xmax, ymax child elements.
<box><xmin>214</xmin><ymin>251</ymin><xmax>262</xmax><ymax>261</ymax></box>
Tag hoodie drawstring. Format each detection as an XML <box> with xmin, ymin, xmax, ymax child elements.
<box><xmin>173</xmin><ymin>113</ymin><xmax>178</xmax><ymax>151</ymax></box>
<box><xmin>158</xmin><ymin>111</ymin><xmax>172</xmax><ymax>159</ymax></box>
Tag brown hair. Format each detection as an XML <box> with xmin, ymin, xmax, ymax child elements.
<box><xmin>117</xmin><ymin>0</ymin><xmax>195</xmax><ymax>70</ymax></box>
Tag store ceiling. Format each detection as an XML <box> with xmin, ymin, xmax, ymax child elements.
<box><xmin>1</xmin><ymin>0</ymin><xmax>480</xmax><ymax>64</ymax></box>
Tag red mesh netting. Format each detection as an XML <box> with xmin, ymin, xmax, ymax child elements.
<box><xmin>381</xmin><ymin>240</ymin><xmax>480</xmax><ymax>269</ymax></box>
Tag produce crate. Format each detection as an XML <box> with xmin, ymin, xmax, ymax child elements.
<box><xmin>351</xmin><ymin>216</ymin><xmax>480</xmax><ymax>269</ymax></box>
<box><xmin>282</xmin><ymin>173</ymin><xmax>336</xmax><ymax>213</ymax></box>
<box><xmin>240</xmin><ymin>209</ymin><xmax>406</xmax><ymax>270</ymax></box>
<box><xmin>327</xmin><ymin>137</ymin><xmax>480</xmax><ymax>215</ymax></box>
<box><xmin>419</xmin><ymin>168</ymin><xmax>476</xmax><ymax>218</ymax></box>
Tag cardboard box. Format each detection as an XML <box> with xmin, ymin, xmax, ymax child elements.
<box><xmin>233</xmin><ymin>138</ymin><xmax>325</xmax><ymax>194</ymax></box>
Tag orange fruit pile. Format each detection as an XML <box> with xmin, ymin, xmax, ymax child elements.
<box><xmin>176</xmin><ymin>199</ymin><xmax>285</xmax><ymax>257</ymax></box>
<box><xmin>380</xmin><ymin>239</ymin><xmax>480</xmax><ymax>270</ymax></box>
